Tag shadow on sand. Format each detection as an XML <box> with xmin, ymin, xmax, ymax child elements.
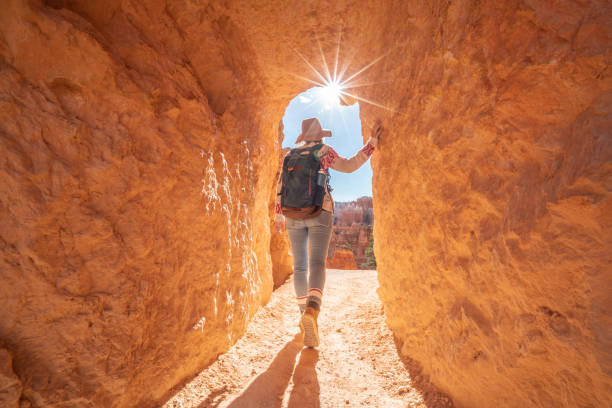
<box><xmin>287</xmin><ymin>348</ymin><xmax>319</xmax><ymax>408</ymax></box>
<box><xmin>221</xmin><ymin>335</ymin><xmax>320</xmax><ymax>408</ymax></box>
<box><xmin>392</xmin><ymin>335</ymin><xmax>455</xmax><ymax>408</ymax></box>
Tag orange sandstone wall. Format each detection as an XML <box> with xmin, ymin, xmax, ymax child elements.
<box><xmin>0</xmin><ymin>1</ymin><xmax>282</xmax><ymax>406</ymax></box>
<box><xmin>0</xmin><ymin>348</ymin><xmax>21</xmax><ymax>407</ymax></box>
<box><xmin>367</xmin><ymin>1</ymin><xmax>612</xmax><ymax>407</ymax></box>
<box><xmin>0</xmin><ymin>0</ymin><xmax>611</xmax><ymax>407</ymax></box>
<box><xmin>270</xmin><ymin>146</ymin><xmax>293</xmax><ymax>287</ymax></box>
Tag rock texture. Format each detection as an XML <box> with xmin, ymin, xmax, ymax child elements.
<box><xmin>334</xmin><ymin>197</ymin><xmax>373</xmax><ymax>226</ymax></box>
<box><xmin>0</xmin><ymin>0</ymin><xmax>610</xmax><ymax>407</ymax></box>
<box><xmin>0</xmin><ymin>1</ymin><xmax>280</xmax><ymax>406</ymax></box>
<box><xmin>367</xmin><ymin>2</ymin><xmax>612</xmax><ymax>408</ymax></box>
<box><xmin>0</xmin><ymin>349</ymin><xmax>22</xmax><ymax>408</ymax></box>
<box><xmin>326</xmin><ymin>248</ymin><xmax>358</xmax><ymax>270</ymax></box>
<box><xmin>328</xmin><ymin>197</ymin><xmax>374</xmax><ymax>269</ymax></box>
<box><xmin>270</xmin><ymin>146</ymin><xmax>293</xmax><ymax>287</ymax></box>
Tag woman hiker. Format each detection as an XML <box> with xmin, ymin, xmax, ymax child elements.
<box><xmin>274</xmin><ymin>117</ymin><xmax>383</xmax><ymax>347</ymax></box>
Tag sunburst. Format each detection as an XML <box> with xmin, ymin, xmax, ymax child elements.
<box><xmin>289</xmin><ymin>32</ymin><xmax>398</xmax><ymax>114</ymax></box>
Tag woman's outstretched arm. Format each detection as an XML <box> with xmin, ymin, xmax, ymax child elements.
<box><xmin>320</xmin><ymin>121</ymin><xmax>383</xmax><ymax>173</ymax></box>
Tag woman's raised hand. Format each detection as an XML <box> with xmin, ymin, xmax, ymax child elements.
<box><xmin>371</xmin><ymin>120</ymin><xmax>383</xmax><ymax>144</ymax></box>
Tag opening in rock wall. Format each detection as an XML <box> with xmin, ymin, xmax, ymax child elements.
<box><xmin>281</xmin><ymin>87</ymin><xmax>371</xmax><ymax>201</ymax></box>
<box><xmin>280</xmin><ymin>87</ymin><xmax>376</xmax><ymax>271</ymax></box>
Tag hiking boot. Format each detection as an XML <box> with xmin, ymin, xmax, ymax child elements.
<box><xmin>301</xmin><ymin>306</ymin><xmax>320</xmax><ymax>348</ymax></box>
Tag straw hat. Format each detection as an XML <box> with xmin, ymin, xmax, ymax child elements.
<box><xmin>295</xmin><ymin>118</ymin><xmax>332</xmax><ymax>144</ymax></box>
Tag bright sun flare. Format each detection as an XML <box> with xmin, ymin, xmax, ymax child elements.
<box><xmin>290</xmin><ymin>35</ymin><xmax>397</xmax><ymax>113</ymax></box>
<box><xmin>321</xmin><ymin>81</ymin><xmax>342</xmax><ymax>105</ymax></box>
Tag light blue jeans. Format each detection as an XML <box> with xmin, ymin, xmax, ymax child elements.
<box><xmin>286</xmin><ymin>210</ymin><xmax>333</xmax><ymax>312</ymax></box>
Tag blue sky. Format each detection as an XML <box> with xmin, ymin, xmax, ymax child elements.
<box><xmin>281</xmin><ymin>87</ymin><xmax>372</xmax><ymax>202</ymax></box>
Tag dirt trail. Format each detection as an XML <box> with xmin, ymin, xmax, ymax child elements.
<box><xmin>163</xmin><ymin>270</ymin><xmax>452</xmax><ymax>407</ymax></box>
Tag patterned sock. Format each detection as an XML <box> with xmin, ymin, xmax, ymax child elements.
<box><xmin>307</xmin><ymin>300</ymin><xmax>320</xmax><ymax>311</ymax></box>
<box><xmin>307</xmin><ymin>288</ymin><xmax>322</xmax><ymax>310</ymax></box>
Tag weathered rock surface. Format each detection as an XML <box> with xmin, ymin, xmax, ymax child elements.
<box><xmin>0</xmin><ymin>349</ymin><xmax>22</xmax><ymax>408</ymax></box>
<box><xmin>0</xmin><ymin>0</ymin><xmax>610</xmax><ymax>407</ymax></box>
<box><xmin>326</xmin><ymin>248</ymin><xmax>358</xmax><ymax>270</ymax></box>
<box><xmin>328</xmin><ymin>225</ymin><xmax>373</xmax><ymax>268</ymax></box>
<box><xmin>327</xmin><ymin>197</ymin><xmax>374</xmax><ymax>269</ymax></box>
<box><xmin>270</xmin><ymin>147</ymin><xmax>293</xmax><ymax>287</ymax></box>
<box><xmin>334</xmin><ymin>197</ymin><xmax>373</xmax><ymax>226</ymax></box>
<box><xmin>367</xmin><ymin>2</ymin><xmax>612</xmax><ymax>408</ymax></box>
<box><xmin>0</xmin><ymin>1</ymin><xmax>280</xmax><ymax>406</ymax></box>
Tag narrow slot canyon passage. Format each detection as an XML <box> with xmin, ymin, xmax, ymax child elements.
<box><xmin>0</xmin><ymin>1</ymin><xmax>610</xmax><ymax>408</ymax></box>
<box><xmin>170</xmin><ymin>86</ymin><xmax>396</xmax><ymax>407</ymax></box>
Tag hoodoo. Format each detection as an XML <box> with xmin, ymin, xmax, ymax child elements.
<box><xmin>0</xmin><ymin>1</ymin><xmax>610</xmax><ymax>407</ymax></box>
<box><xmin>328</xmin><ymin>197</ymin><xmax>374</xmax><ymax>269</ymax></box>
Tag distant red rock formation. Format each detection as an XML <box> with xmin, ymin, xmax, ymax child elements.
<box><xmin>326</xmin><ymin>248</ymin><xmax>358</xmax><ymax>269</ymax></box>
<box><xmin>327</xmin><ymin>197</ymin><xmax>374</xmax><ymax>269</ymax></box>
<box><xmin>334</xmin><ymin>196</ymin><xmax>373</xmax><ymax>226</ymax></box>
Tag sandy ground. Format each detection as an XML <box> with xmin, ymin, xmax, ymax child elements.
<box><xmin>163</xmin><ymin>269</ymin><xmax>453</xmax><ymax>408</ymax></box>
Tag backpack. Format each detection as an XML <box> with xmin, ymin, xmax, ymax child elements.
<box><xmin>280</xmin><ymin>143</ymin><xmax>328</xmax><ymax>219</ymax></box>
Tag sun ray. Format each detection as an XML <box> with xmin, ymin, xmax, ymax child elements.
<box><xmin>338</xmin><ymin>92</ymin><xmax>350</xmax><ymax>105</ymax></box>
<box><xmin>288</xmin><ymin>35</ymin><xmax>407</xmax><ymax>115</ymax></box>
<box><xmin>340</xmin><ymin>39</ymin><xmax>411</xmax><ymax>86</ymax></box>
<box><xmin>337</xmin><ymin>46</ymin><xmax>358</xmax><ymax>85</ymax></box>
<box><xmin>340</xmin><ymin>50</ymin><xmax>391</xmax><ymax>87</ymax></box>
<box><xmin>339</xmin><ymin>90</ymin><xmax>399</xmax><ymax>113</ymax></box>
<box><xmin>293</xmin><ymin>48</ymin><xmax>328</xmax><ymax>85</ymax></box>
<box><xmin>316</xmin><ymin>37</ymin><xmax>332</xmax><ymax>84</ymax></box>
<box><xmin>285</xmin><ymin>71</ymin><xmax>327</xmax><ymax>88</ymax></box>
<box><xmin>341</xmin><ymin>79</ymin><xmax>397</xmax><ymax>90</ymax></box>
<box><xmin>333</xmin><ymin>28</ymin><xmax>342</xmax><ymax>83</ymax></box>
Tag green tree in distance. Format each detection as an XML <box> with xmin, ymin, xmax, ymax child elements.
<box><xmin>360</xmin><ymin>235</ymin><xmax>376</xmax><ymax>270</ymax></box>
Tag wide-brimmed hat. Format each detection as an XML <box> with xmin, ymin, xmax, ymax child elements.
<box><xmin>295</xmin><ymin>118</ymin><xmax>332</xmax><ymax>144</ymax></box>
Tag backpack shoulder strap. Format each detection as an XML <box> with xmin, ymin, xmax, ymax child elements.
<box><xmin>313</xmin><ymin>143</ymin><xmax>328</xmax><ymax>158</ymax></box>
